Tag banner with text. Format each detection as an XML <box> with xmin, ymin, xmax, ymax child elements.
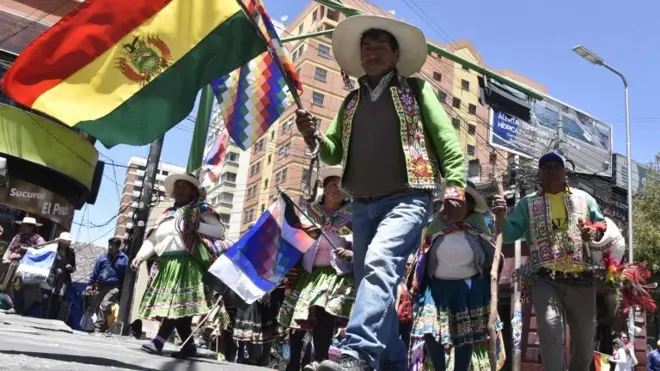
<box><xmin>490</xmin><ymin>95</ymin><xmax>613</xmax><ymax>176</ymax></box>
<box><xmin>0</xmin><ymin>179</ymin><xmax>74</xmax><ymax>229</ymax></box>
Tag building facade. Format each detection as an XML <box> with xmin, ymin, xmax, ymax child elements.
<box><xmin>115</xmin><ymin>156</ymin><xmax>185</xmax><ymax>243</ymax></box>
<box><xmin>238</xmin><ymin>0</ymin><xmax>546</xmax><ymax>234</ymax></box>
<box><xmin>0</xmin><ymin>0</ymin><xmax>102</xmax><ymax>252</ymax></box>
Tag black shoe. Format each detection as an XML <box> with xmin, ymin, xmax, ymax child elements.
<box><xmin>171</xmin><ymin>343</ymin><xmax>197</xmax><ymax>359</ymax></box>
<box><xmin>318</xmin><ymin>355</ymin><xmax>372</xmax><ymax>371</ymax></box>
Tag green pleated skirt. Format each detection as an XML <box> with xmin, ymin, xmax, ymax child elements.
<box><xmin>138</xmin><ymin>253</ymin><xmax>210</xmax><ymax>320</ymax></box>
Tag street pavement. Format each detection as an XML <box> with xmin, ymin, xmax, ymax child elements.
<box><xmin>0</xmin><ymin>313</ymin><xmax>263</xmax><ymax>371</ymax></box>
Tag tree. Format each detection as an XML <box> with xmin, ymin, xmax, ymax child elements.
<box><xmin>628</xmin><ymin>154</ymin><xmax>660</xmax><ymax>300</ymax></box>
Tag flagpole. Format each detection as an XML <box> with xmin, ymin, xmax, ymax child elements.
<box><xmin>277</xmin><ymin>187</ymin><xmax>340</xmax><ymax>251</ymax></box>
<box><xmin>237</xmin><ymin>0</ymin><xmax>323</xmax><ymax>201</ymax></box>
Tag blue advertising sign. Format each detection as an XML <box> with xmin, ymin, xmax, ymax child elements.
<box><xmin>490</xmin><ymin>95</ymin><xmax>613</xmax><ymax>176</ymax></box>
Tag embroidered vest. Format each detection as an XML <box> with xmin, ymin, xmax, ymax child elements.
<box><xmin>340</xmin><ymin>80</ymin><xmax>440</xmax><ymax>189</ymax></box>
<box><xmin>526</xmin><ymin>192</ymin><xmax>589</xmax><ymax>271</ymax></box>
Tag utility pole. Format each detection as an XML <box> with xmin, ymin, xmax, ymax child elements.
<box><xmin>554</xmin><ymin>109</ymin><xmax>565</xmax><ymax>154</ymax></box>
<box><xmin>510</xmin><ymin>155</ymin><xmax>522</xmax><ymax>371</ymax></box>
<box><xmin>117</xmin><ymin>136</ymin><xmax>164</xmax><ymax>335</ymax></box>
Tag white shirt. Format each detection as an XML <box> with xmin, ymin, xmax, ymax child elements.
<box><xmin>432</xmin><ymin>231</ymin><xmax>478</xmax><ymax>279</ymax></box>
<box><xmin>137</xmin><ymin>214</ymin><xmax>224</xmax><ymax>259</ymax></box>
<box><xmin>612</xmin><ymin>348</ymin><xmax>637</xmax><ymax>371</ymax></box>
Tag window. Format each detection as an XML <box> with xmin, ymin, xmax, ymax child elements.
<box><xmin>280</xmin><ymin>117</ymin><xmax>293</xmax><ymax>134</ymax></box>
<box><xmin>292</xmin><ymin>49</ymin><xmax>299</xmax><ymax>61</ymax></box>
<box><xmin>317</xmin><ymin>44</ymin><xmax>331</xmax><ymax>58</ymax></box>
<box><xmin>437</xmin><ymin>90</ymin><xmax>447</xmax><ymax>103</ymax></box>
<box><xmin>326</xmin><ymin>9</ymin><xmax>338</xmax><ymax>21</ymax></box>
<box><xmin>161</xmin><ymin>170</ymin><xmax>169</xmax><ymax>176</ymax></box>
<box><xmin>275</xmin><ymin>167</ymin><xmax>288</xmax><ymax>185</ymax></box>
<box><xmin>314</xmin><ymin>67</ymin><xmax>328</xmax><ymax>82</ymax></box>
<box><xmin>253</xmin><ymin>138</ymin><xmax>264</xmax><ymax>153</ymax></box>
<box><xmin>270</xmin><ymin>130</ymin><xmax>275</xmax><ymax>140</ymax></box>
<box><xmin>451</xmin><ymin>117</ymin><xmax>460</xmax><ymax>129</ymax></box>
<box><xmin>432</xmin><ymin>72</ymin><xmax>442</xmax><ymax>82</ymax></box>
<box><xmin>468</xmin><ymin>124</ymin><xmax>476</xmax><ymax>135</ymax></box>
<box><xmin>267</xmin><ymin>154</ymin><xmax>272</xmax><ymax>165</ymax></box>
<box><xmin>220</xmin><ymin>192</ymin><xmax>233</xmax><ymax>203</ymax></box>
<box><xmin>261</xmin><ymin>204</ymin><xmax>266</xmax><ymax>213</ymax></box>
<box><xmin>452</xmin><ymin>97</ymin><xmax>461</xmax><ymax>109</ymax></box>
<box><xmin>312</xmin><ymin>92</ymin><xmax>325</xmax><ymax>106</ymax></box>
<box><xmin>278</xmin><ymin>142</ymin><xmax>291</xmax><ymax>159</ymax></box>
<box><xmin>225</xmin><ymin>152</ymin><xmax>238</xmax><ymax>163</ymax></box>
<box><xmin>298</xmin><ymin>23</ymin><xmax>304</xmax><ymax>34</ymax></box>
<box><xmin>312</xmin><ymin>10</ymin><xmax>317</xmax><ymax>22</ymax></box>
<box><xmin>461</xmin><ymin>79</ymin><xmax>470</xmax><ymax>91</ymax></box>
<box><xmin>243</xmin><ymin>208</ymin><xmax>255</xmax><ymax>223</ymax></box>
<box><xmin>467</xmin><ymin>144</ymin><xmax>476</xmax><ymax>156</ymax></box>
<box><xmin>247</xmin><ymin>184</ymin><xmax>257</xmax><ymax>199</ymax></box>
<box><xmin>302</xmin><ymin>168</ymin><xmax>311</xmax><ymax>183</ymax></box>
<box><xmin>264</xmin><ymin>178</ymin><xmax>269</xmax><ymax>189</ymax></box>
<box><xmin>468</xmin><ymin>104</ymin><xmax>477</xmax><ymax>115</ymax></box>
<box><xmin>221</xmin><ymin>172</ymin><xmax>237</xmax><ymax>183</ymax></box>
<box><xmin>468</xmin><ymin>160</ymin><xmax>481</xmax><ymax>179</ymax></box>
<box><xmin>249</xmin><ymin>162</ymin><xmax>261</xmax><ymax>177</ymax></box>
<box><xmin>219</xmin><ymin>213</ymin><xmax>231</xmax><ymax>224</ymax></box>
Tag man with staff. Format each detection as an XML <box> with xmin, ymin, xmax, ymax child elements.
<box><xmin>295</xmin><ymin>14</ymin><xmax>466</xmax><ymax>371</ymax></box>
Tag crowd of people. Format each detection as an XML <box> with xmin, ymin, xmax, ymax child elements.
<box><xmin>0</xmin><ymin>11</ymin><xmax>651</xmax><ymax>371</ymax></box>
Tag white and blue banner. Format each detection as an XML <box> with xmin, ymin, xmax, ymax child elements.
<box><xmin>15</xmin><ymin>242</ymin><xmax>57</xmax><ymax>285</ymax></box>
<box><xmin>490</xmin><ymin>94</ymin><xmax>613</xmax><ymax>176</ymax></box>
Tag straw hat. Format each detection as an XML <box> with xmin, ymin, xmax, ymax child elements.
<box><xmin>332</xmin><ymin>15</ymin><xmax>428</xmax><ymax>78</ymax></box>
<box><xmin>15</xmin><ymin>216</ymin><xmax>42</xmax><ymax>226</ymax></box>
<box><xmin>58</xmin><ymin>232</ymin><xmax>73</xmax><ymax>242</ymax></box>
<box><xmin>311</xmin><ymin>166</ymin><xmax>343</xmax><ymax>186</ymax></box>
<box><xmin>163</xmin><ymin>173</ymin><xmax>200</xmax><ymax>197</ymax></box>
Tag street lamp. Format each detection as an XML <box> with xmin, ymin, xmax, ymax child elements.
<box><xmin>572</xmin><ymin>44</ymin><xmax>635</xmax><ymax>338</ymax></box>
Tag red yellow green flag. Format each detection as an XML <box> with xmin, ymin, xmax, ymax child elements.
<box><xmin>2</xmin><ymin>0</ymin><xmax>266</xmax><ymax>148</ymax></box>
<box><xmin>594</xmin><ymin>351</ymin><xmax>611</xmax><ymax>371</ymax></box>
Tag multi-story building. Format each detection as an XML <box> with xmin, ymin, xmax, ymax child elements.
<box><xmin>115</xmin><ymin>156</ymin><xmax>184</xmax><ymax>242</ymax></box>
<box><xmin>202</xmin><ymin>109</ymin><xmax>249</xmax><ymax>241</ymax></box>
<box><xmin>238</xmin><ymin>0</ymin><xmax>547</xmax><ymax>234</ymax></box>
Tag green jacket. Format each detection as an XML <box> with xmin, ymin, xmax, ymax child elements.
<box><xmin>319</xmin><ymin>75</ymin><xmax>466</xmax><ymax>194</ymax></box>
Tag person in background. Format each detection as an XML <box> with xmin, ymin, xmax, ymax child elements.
<box><xmin>648</xmin><ymin>340</ymin><xmax>660</xmax><ymax>371</ymax></box>
<box><xmin>133</xmin><ymin>172</ymin><xmax>225</xmax><ymax>359</ymax></box>
<box><xmin>491</xmin><ymin>152</ymin><xmax>607</xmax><ymax>371</ymax></box>
<box><xmin>1</xmin><ymin>217</ymin><xmax>46</xmax><ymax>296</ymax></box>
<box><xmin>296</xmin><ymin>15</ymin><xmax>466</xmax><ymax>371</ymax></box>
<box><xmin>42</xmin><ymin>232</ymin><xmax>76</xmax><ymax>319</ymax></box>
<box><xmin>621</xmin><ymin>331</ymin><xmax>635</xmax><ymax>352</ymax></box>
<box><xmin>612</xmin><ymin>338</ymin><xmax>637</xmax><ymax>371</ymax></box>
<box><xmin>278</xmin><ymin>166</ymin><xmax>354</xmax><ymax>371</ymax></box>
<box><xmin>87</xmin><ymin>237</ymin><xmax>128</xmax><ymax>333</ymax></box>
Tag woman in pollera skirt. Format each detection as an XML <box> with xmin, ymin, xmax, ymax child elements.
<box><xmin>132</xmin><ymin>172</ymin><xmax>226</xmax><ymax>358</ymax></box>
<box><xmin>408</xmin><ymin>181</ymin><xmax>504</xmax><ymax>371</ymax></box>
<box><xmin>277</xmin><ymin>166</ymin><xmax>355</xmax><ymax>371</ymax></box>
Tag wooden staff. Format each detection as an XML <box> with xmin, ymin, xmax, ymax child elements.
<box><xmin>488</xmin><ymin>174</ymin><xmax>505</xmax><ymax>371</ymax></box>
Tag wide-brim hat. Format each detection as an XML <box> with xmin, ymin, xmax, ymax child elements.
<box><xmin>312</xmin><ymin>165</ymin><xmax>344</xmax><ymax>186</ymax></box>
<box><xmin>465</xmin><ymin>181</ymin><xmax>488</xmax><ymax>213</ymax></box>
<box><xmin>15</xmin><ymin>216</ymin><xmax>42</xmax><ymax>226</ymax></box>
<box><xmin>164</xmin><ymin>173</ymin><xmax>201</xmax><ymax>197</ymax></box>
<box><xmin>332</xmin><ymin>15</ymin><xmax>428</xmax><ymax>78</ymax></box>
<box><xmin>433</xmin><ymin>181</ymin><xmax>488</xmax><ymax>213</ymax></box>
<box><xmin>58</xmin><ymin>232</ymin><xmax>73</xmax><ymax>242</ymax></box>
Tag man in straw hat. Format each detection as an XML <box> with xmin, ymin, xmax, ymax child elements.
<box><xmin>295</xmin><ymin>14</ymin><xmax>466</xmax><ymax>371</ymax></box>
<box><xmin>1</xmin><ymin>216</ymin><xmax>46</xmax><ymax>295</ymax></box>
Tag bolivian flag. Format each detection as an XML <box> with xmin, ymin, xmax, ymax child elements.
<box><xmin>594</xmin><ymin>351</ymin><xmax>610</xmax><ymax>371</ymax></box>
<box><xmin>2</xmin><ymin>0</ymin><xmax>267</xmax><ymax>148</ymax></box>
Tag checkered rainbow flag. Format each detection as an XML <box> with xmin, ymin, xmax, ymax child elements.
<box><xmin>211</xmin><ymin>0</ymin><xmax>302</xmax><ymax>151</ymax></box>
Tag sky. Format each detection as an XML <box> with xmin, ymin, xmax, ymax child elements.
<box><xmin>69</xmin><ymin>0</ymin><xmax>660</xmax><ymax>244</ymax></box>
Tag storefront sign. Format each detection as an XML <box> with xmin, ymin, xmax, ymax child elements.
<box><xmin>0</xmin><ymin>179</ymin><xmax>73</xmax><ymax>229</ymax></box>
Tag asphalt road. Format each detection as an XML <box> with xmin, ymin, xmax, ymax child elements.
<box><xmin>0</xmin><ymin>314</ymin><xmax>263</xmax><ymax>371</ymax></box>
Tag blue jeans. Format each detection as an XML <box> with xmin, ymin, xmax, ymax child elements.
<box><xmin>340</xmin><ymin>190</ymin><xmax>432</xmax><ymax>370</ymax></box>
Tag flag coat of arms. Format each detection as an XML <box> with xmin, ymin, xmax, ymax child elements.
<box><xmin>2</xmin><ymin>0</ymin><xmax>267</xmax><ymax>148</ymax></box>
<box><xmin>205</xmin><ymin>192</ymin><xmax>316</xmax><ymax>304</ymax></box>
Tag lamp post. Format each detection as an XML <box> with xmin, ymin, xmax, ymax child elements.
<box><xmin>572</xmin><ymin>44</ymin><xmax>635</xmax><ymax>338</ymax></box>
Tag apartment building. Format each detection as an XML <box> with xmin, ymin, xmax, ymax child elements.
<box><xmin>115</xmin><ymin>156</ymin><xmax>185</xmax><ymax>242</ymax></box>
<box><xmin>201</xmin><ymin>108</ymin><xmax>249</xmax><ymax>242</ymax></box>
<box><xmin>238</xmin><ymin>0</ymin><xmax>548</xmax><ymax>234</ymax></box>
